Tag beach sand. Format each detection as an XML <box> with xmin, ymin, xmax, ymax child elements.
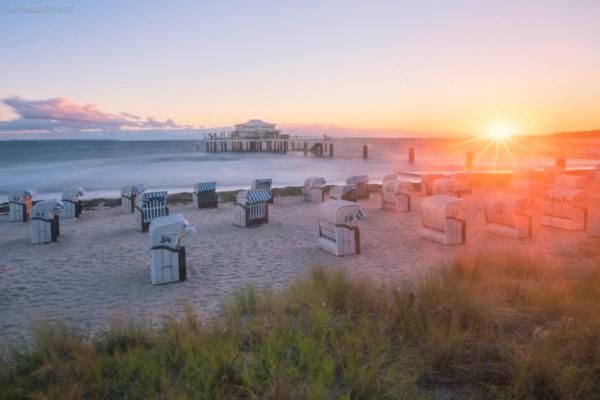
<box><xmin>1</xmin><ymin>186</ymin><xmax>599</xmax><ymax>344</ymax></box>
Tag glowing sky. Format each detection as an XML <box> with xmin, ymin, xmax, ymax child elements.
<box><xmin>1</xmin><ymin>0</ymin><xmax>599</xmax><ymax>137</ymax></box>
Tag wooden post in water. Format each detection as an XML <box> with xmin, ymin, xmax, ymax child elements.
<box><xmin>409</xmin><ymin>148</ymin><xmax>414</xmax><ymax>162</ymax></box>
<box><xmin>304</xmin><ymin>142</ymin><xmax>307</xmax><ymax>155</ymax></box>
<box><xmin>330</xmin><ymin>144</ymin><xmax>334</xmax><ymax>157</ymax></box>
<box><xmin>556</xmin><ymin>157</ymin><xmax>566</xmax><ymax>167</ymax></box>
<box><xmin>466</xmin><ymin>152</ymin><xmax>474</xmax><ymax>169</ymax></box>
<box><xmin>363</xmin><ymin>145</ymin><xmax>368</xmax><ymax>159</ymax></box>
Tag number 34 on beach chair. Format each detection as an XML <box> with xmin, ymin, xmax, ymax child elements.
<box><xmin>148</xmin><ymin>214</ymin><xmax>195</xmax><ymax>285</ymax></box>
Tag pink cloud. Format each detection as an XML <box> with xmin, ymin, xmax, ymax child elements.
<box><xmin>0</xmin><ymin>96</ymin><xmax>193</xmax><ymax>132</ymax></box>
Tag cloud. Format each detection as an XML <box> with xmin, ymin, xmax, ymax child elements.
<box><xmin>0</xmin><ymin>96</ymin><xmax>193</xmax><ymax>133</ymax></box>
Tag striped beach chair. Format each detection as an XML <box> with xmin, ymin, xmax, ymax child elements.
<box><xmin>251</xmin><ymin>179</ymin><xmax>273</xmax><ymax>203</ymax></box>
<box><xmin>193</xmin><ymin>182</ymin><xmax>218</xmax><ymax>209</ymax></box>
<box><xmin>121</xmin><ymin>184</ymin><xmax>146</xmax><ymax>214</ymax></box>
<box><xmin>61</xmin><ymin>188</ymin><xmax>85</xmax><ymax>218</ymax></box>
<box><xmin>148</xmin><ymin>213</ymin><xmax>195</xmax><ymax>285</ymax></box>
<box><xmin>134</xmin><ymin>191</ymin><xmax>169</xmax><ymax>232</ymax></box>
<box><xmin>346</xmin><ymin>176</ymin><xmax>369</xmax><ymax>199</ymax></box>
<box><xmin>31</xmin><ymin>198</ymin><xmax>64</xmax><ymax>244</ymax></box>
<box><xmin>328</xmin><ymin>184</ymin><xmax>357</xmax><ymax>202</ymax></box>
<box><xmin>234</xmin><ymin>190</ymin><xmax>270</xmax><ymax>227</ymax></box>
<box><xmin>8</xmin><ymin>188</ymin><xmax>37</xmax><ymax>222</ymax></box>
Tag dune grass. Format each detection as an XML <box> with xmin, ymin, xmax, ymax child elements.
<box><xmin>2</xmin><ymin>254</ymin><xmax>600</xmax><ymax>399</ymax></box>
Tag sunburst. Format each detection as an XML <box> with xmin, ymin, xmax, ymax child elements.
<box><xmin>453</xmin><ymin>94</ymin><xmax>545</xmax><ymax>182</ymax></box>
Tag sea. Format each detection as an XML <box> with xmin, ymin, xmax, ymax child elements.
<box><xmin>1</xmin><ymin>139</ymin><xmax>599</xmax><ymax>200</ymax></box>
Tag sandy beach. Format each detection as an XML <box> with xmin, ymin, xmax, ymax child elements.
<box><xmin>1</xmin><ymin>186</ymin><xmax>599</xmax><ymax>345</ymax></box>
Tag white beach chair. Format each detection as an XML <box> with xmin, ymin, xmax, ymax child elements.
<box><xmin>328</xmin><ymin>185</ymin><xmax>357</xmax><ymax>202</ymax></box>
<box><xmin>30</xmin><ymin>198</ymin><xmax>63</xmax><ymax>244</ymax></box>
<box><xmin>485</xmin><ymin>193</ymin><xmax>532</xmax><ymax>239</ymax></box>
<box><xmin>61</xmin><ymin>188</ymin><xmax>85</xmax><ymax>218</ymax></box>
<box><xmin>148</xmin><ymin>213</ymin><xmax>195</xmax><ymax>285</ymax></box>
<box><xmin>431</xmin><ymin>178</ymin><xmax>461</xmax><ymax>198</ymax></box>
<box><xmin>134</xmin><ymin>191</ymin><xmax>169</xmax><ymax>232</ymax></box>
<box><xmin>381</xmin><ymin>179</ymin><xmax>413</xmax><ymax>212</ymax></box>
<box><xmin>121</xmin><ymin>184</ymin><xmax>146</xmax><ymax>214</ymax></box>
<box><xmin>448</xmin><ymin>173</ymin><xmax>472</xmax><ymax>195</ymax></box>
<box><xmin>8</xmin><ymin>188</ymin><xmax>37</xmax><ymax>222</ymax></box>
<box><xmin>346</xmin><ymin>176</ymin><xmax>369</xmax><ymax>199</ymax></box>
<box><xmin>317</xmin><ymin>200</ymin><xmax>365</xmax><ymax>256</ymax></box>
<box><xmin>302</xmin><ymin>177</ymin><xmax>326</xmax><ymax>203</ymax></box>
<box><xmin>193</xmin><ymin>182</ymin><xmax>218</xmax><ymax>209</ymax></box>
<box><xmin>420</xmin><ymin>174</ymin><xmax>444</xmax><ymax>196</ymax></box>
<box><xmin>251</xmin><ymin>179</ymin><xmax>273</xmax><ymax>203</ymax></box>
<box><xmin>420</xmin><ymin>195</ymin><xmax>467</xmax><ymax>245</ymax></box>
<box><xmin>541</xmin><ymin>187</ymin><xmax>587</xmax><ymax>231</ymax></box>
<box><xmin>234</xmin><ymin>190</ymin><xmax>270</xmax><ymax>227</ymax></box>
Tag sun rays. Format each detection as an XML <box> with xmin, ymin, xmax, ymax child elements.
<box><xmin>452</xmin><ymin>95</ymin><xmax>545</xmax><ymax>181</ymax></box>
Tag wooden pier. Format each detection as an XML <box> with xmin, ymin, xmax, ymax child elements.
<box><xmin>201</xmin><ymin>137</ymin><xmax>335</xmax><ymax>157</ymax></box>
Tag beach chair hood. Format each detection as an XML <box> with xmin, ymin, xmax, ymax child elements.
<box><xmin>135</xmin><ymin>191</ymin><xmax>167</xmax><ymax>208</ymax></box>
<box><xmin>346</xmin><ymin>175</ymin><xmax>369</xmax><ymax>185</ymax></box>
<box><xmin>237</xmin><ymin>190</ymin><xmax>271</xmax><ymax>206</ymax></box>
<box><xmin>8</xmin><ymin>188</ymin><xmax>37</xmax><ymax>203</ymax></box>
<box><xmin>148</xmin><ymin>213</ymin><xmax>195</xmax><ymax>252</ymax></box>
<box><xmin>304</xmin><ymin>177</ymin><xmax>326</xmax><ymax>189</ymax></box>
<box><xmin>194</xmin><ymin>182</ymin><xmax>217</xmax><ymax>193</ymax></box>
<box><xmin>121</xmin><ymin>184</ymin><xmax>146</xmax><ymax>197</ymax></box>
<box><xmin>554</xmin><ymin>175</ymin><xmax>585</xmax><ymax>190</ymax></box>
<box><xmin>62</xmin><ymin>188</ymin><xmax>85</xmax><ymax>202</ymax></box>
<box><xmin>318</xmin><ymin>200</ymin><xmax>365</xmax><ymax>226</ymax></box>
<box><xmin>30</xmin><ymin>198</ymin><xmax>64</xmax><ymax>221</ymax></box>
<box><xmin>421</xmin><ymin>195</ymin><xmax>466</xmax><ymax>231</ymax></box>
<box><xmin>251</xmin><ymin>179</ymin><xmax>272</xmax><ymax>190</ymax></box>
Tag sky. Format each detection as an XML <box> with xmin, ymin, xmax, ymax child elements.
<box><xmin>1</xmin><ymin>0</ymin><xmax>599</xmax><ymax>139</ymax></box>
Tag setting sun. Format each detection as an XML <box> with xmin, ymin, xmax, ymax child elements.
<box><xmin>488</xmin><ymin>124</ymin><xmax>513</xmax><ymax>139</ymax></box>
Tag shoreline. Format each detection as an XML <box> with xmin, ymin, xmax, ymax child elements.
<box><xmin>0</xmin><ymin>168</ymin><xmax>594</xmax><ymax>212</ymax></box>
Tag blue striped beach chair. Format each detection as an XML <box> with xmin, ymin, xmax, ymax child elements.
<box><xmin>251</xmin><ymin>179</ymin><xmax>273</xmax><ymax>203</ymax></box>
<box><xmin>134</xmin><ymin>191</ymin><xmax>169</xmax><ymax>232</ymax></box>
<box><xmin>193</xmin><ymin>182</ymin><xmax>218</xmax><ymax>209</ymax></box>
<box><xmin>346</xmin><ymin>175</ymin><xmax>370</xmax><ymax>199</ymax></box>
<box><xmin>234</xmin><ymin>190</ymin><xmax>270</xmax><ymax>227</ymax></box>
